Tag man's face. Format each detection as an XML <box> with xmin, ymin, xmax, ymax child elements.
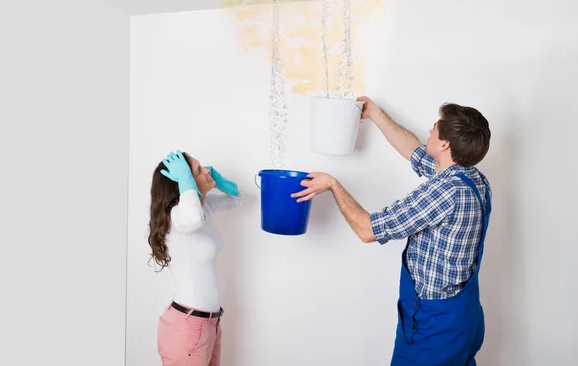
<box><xmin>425</xmin><ymin>122</ymin><xmax>442</xmax><ymax>158</ymax></box>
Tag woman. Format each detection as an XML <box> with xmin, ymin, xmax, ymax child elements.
<box><xmin>148</xmin><ymin>150</ymin><xmax>244</xmax><ymax>366</ymax></box>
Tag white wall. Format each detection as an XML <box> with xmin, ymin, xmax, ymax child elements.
<box><xmin>127</xmin><ymin>1</ymin><xmax>578</xmax><ymax>366</ymax></box>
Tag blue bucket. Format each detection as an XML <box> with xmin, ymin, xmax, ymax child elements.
<box><xmin>256</xmin><ymin>169</ymin><xmax>313</xmax><ymax>235</ymax></box>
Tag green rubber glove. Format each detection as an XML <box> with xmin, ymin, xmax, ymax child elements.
<box><xmin>206</xmin><ymin>166</ymin><xmax>238</xmax><ymax>196</ymax></box>
<box><xmin>161</xmin><ymin>150</ymin><xmax>201</xmax><ymax>197</ymax></box>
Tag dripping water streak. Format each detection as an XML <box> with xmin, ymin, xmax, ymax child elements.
<box><xmin>268</xmin><ymin>0</ymin><xmax>288</xmax><ymax>168</ymax></box>
<box><xmin>321</xmin><ymin>0</ymin><xmax>329</xmax><ymax>98</ymax></box>
<box><xmin>337</xmin><ymin>0</ymin><xmax>353</xmax><ymax>98</ymax></box>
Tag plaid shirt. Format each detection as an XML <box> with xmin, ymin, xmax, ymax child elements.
<box><xmin>370</xmin><ymin>145</ymin><xmax>491</xmax><ymax>300</ymax></box>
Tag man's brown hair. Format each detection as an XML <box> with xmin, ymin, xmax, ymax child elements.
<box><xmin>437</xmin><ymin>103</ymin><xmax>491</xmax><ymax>166</ymax></box>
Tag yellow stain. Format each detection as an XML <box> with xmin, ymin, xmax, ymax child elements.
<box><xmin>220</xmin><ymin>0</ymin><xmax>384</xmax><ymax>97</ymax></box>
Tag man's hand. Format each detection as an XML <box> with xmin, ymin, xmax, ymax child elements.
<box><xmin>356</xmin><ymin>95</ymin><xmax>381</xmax><ymax>120</ymax></box>
<box><xmin>356</xmin><ymin>95</ymin><xmax>421</xmax><ymax>161</ymax></box>
<box><xmin>290</xmin><ymin>172</ymin><xmax>336</xmax><ymax>202</ymax></box>
<box><xmin>291</xmin><ymin>172</ymin><xmax>376</xmax><ymax>243</ymax></box>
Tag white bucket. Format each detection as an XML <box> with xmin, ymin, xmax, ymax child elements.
<box><xmin>311</xmin><ymin>96</ymin><xmax>365</xmax><ymax>155</ymax></box>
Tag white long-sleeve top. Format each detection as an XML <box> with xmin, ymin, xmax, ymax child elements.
<box><xmin>166</xmin><ymin>189</ymin><xmax>245</xmax><ymax>312</ymax></box>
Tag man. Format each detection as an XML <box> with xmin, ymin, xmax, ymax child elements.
<box><xmin>292</xmin><ymin>96</ymin><xmax>492</xmax><ymax>366</ymax></box>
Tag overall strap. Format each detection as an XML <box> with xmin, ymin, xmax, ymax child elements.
<box><xmin>453</xmin><ymin>173</ymin><xmax>491</xmax><ymax>269</ymax></box>
<box><xmin>454</xmin><ymin>174</ymin><xmax>484</xmax><ymax>212</ymax></box>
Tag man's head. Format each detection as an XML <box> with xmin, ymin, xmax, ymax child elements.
<box><xmin>425</xmin><ymin>103</ymin><xmax>491</xmax><ymax>166</ymax></box>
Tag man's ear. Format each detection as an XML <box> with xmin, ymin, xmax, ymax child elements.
<box><xmin>440</xmin><ymin>140</ymin><xmax>451</xmax><ymax>152</ymax></box>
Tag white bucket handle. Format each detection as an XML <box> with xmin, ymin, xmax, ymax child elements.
<box><xmin>355</xmin><ymin>102</ymin><xmax>365</xmax><ymax>124</ymax></box>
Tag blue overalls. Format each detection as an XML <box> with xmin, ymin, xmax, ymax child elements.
<box><xmin>391</xmin><ymin>173</ymin><xmax>492</xmax><ymax>366</ymax></box>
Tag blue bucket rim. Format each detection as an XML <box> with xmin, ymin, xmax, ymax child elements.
<box><xmin>258</xmin><ymin>169</ymin><xmax>310</xmax><ymax>178</ymax></box>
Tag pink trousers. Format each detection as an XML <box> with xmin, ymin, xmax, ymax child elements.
<box><xmin>157</xmin><ymin>303</ymin><xmax>222</xmax><ymax>366</ymax></box>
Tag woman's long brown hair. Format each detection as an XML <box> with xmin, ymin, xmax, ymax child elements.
<box><xmin>147</xmin><ymin>153</ymin><xmax>192</xmax><ymax>271</ymax></box>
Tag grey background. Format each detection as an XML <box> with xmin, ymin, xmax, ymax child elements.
<box><xmin>0</xmin><ymin>1</ymin><xmax>234</xmax><ymax>366</ymax></box>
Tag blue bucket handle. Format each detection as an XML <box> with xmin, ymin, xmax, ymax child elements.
<box><xmin>254</xmin><ymin>172</ymin><xmax>312</xmax><ymax>191</ymax></box>
<box><xmin>254</xmin><ymin>174</ymin><xmax>260</xmax><ymax>189</ymax></box>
